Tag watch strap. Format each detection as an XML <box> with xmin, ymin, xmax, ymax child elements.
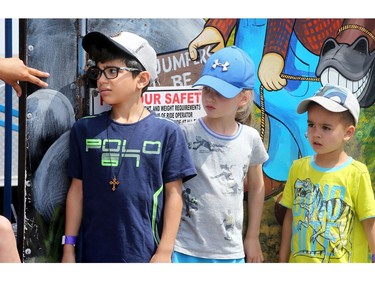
<box><xmin>62</xmin><ymin>235</ymin><xmax>77</xmax><ymax>246</ymax></box>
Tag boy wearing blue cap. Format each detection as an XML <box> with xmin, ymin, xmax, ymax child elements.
<box><xmin>173</xmin><ymin>46</ymin><xmax>269</xmax><ymax>263</ymax></box>
<box><xmin>279</xmin><ymin>84</ymin><xmax>375</xmax><ymax>263</ymax></box>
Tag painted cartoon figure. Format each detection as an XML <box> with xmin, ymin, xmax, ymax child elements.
<box><xmin>316</xmin><ymin>19</ymin><xmax>375</xmax><ymax>108</ymax></box>
<box><xmin>188</xmin><ymin>19</ymin><xmax>375</xmax><ymax>201</ymax></box>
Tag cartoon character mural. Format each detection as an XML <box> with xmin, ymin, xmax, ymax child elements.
<box><xmin>189</xmin><ymin>19</ymin><xmax>344</xmax><ymax>196</ymax></box>
<box><xmin>188</xmin><ymin>18</ymin><xmax>375</xmax><ymax>261</ymax></box>
<box><xmin>317</xmin><ymin>19</ymin><xmax>375</xmax><ymax>107</ymax></box>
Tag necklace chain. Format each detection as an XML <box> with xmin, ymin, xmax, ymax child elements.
<box><xmin>107</xmin><ymin>107</ymin><xmax>145</xmax><ymax>191</ymax></box>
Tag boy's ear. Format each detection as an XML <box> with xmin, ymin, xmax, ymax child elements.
<box><xmin>137</xmin><ymin>71</ymin><xmax>151</xmax><ymax>88</ymax></box>
<box><xmin>344</xmin><ymin>125</ymin><xmax>356</xmax><ymax>141</ymax></box>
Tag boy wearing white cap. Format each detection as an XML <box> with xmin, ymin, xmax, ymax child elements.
<box><xmin>62</xmin><ymin>31</ymin><xmax>196</xmax><ymax>263</ymax></box>
<box><xmin>173</xmin><ymin>46</ymin><xmax>269</xmax><ymax>263</ymax></box>
<box><xmin>279</xmin><ymin>84</ymin><xmax>375</xmax><ymax>263</ymax></box>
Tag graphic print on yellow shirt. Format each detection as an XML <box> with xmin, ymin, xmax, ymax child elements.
<box><xmin>293</xmin><ymin>177</ymin><xmax>354</xmax><ymax>262</ymax></box>
<box><xmin>280</xmin><ymin>156</ymin><xmax>375</xmax><ymax>263</ymax></box>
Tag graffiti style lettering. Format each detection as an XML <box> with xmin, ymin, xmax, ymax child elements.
<box><xmin>171</xmin><ymin>72</ymin><xmax>193</xmax><ymax>86</ymax></box>
<box><xmin>85</xmin><ymin>138</ymin><xmax>161</xmax><ymax>167</ymax></box>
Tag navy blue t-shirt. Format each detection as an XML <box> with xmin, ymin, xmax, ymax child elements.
<box><xmin>68</xmin><ymin>110</ymin><xmax>196</xmax><ymax>262</ymax></box>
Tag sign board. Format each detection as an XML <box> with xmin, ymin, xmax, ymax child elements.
<box><xmin>91</xmin><ymin>86</ymin><xmax>205</xmax><ymax>124</ymax></box>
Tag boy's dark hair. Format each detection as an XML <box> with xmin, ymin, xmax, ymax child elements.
<box><xmin>340</xmin><ymin>110</ymin><xmax>356</xmax><ymax>126</ymax></box>
<box><xmin>88</xmin><ymin>45</ymin><xmax>150</xmax><ymax>93</ymax></box>
<box><xmin>307</xmin><ymin>102</ymin><xmax>356</xmax><ymax>127</ymax></box>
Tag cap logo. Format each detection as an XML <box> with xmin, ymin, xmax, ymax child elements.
<box><xmin>134</xmin><ymin>43</ymin><xmax>145</xmax><ymax>54</ymax></box>
<box><xmin>322</xmin><ymin>90</ymin><xmax>348</xmax><ymax>106</ymax></box>
<box><xmin>211</xmin><ymin>59</ymin><xmax>230</xmax><ymax>72</ymax></box>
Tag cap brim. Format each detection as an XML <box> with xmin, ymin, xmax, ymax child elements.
<box><xmin>297</xmin><ymin>96</ymin><xmax>348</xmax><ymax>114</ymax></box>
<box><xmin>193</xmin><ymin>75</ymin><xmax>243</xmax><ymax>98</ymax></box>
<box><xmin>82</xmin><ymin>32</ymin><xmax>134</xmax><ymax>59</ymax></box>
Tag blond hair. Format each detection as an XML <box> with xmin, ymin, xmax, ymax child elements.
<box><xmin>235</xmin><ymin>89</ymin><xmax>253</xmax><ymax>126</ymax></box>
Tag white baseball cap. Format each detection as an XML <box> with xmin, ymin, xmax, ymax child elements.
<box><xmin>297</xmin><ymin>84</ymin><xmax>360</xmax><ymax>125</ymax></box>
<box><xmin>82</xmin><ymin>31</ymin><xmax>157</xmax><ymax>82</ymax></box>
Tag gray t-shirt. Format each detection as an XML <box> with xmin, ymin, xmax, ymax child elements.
<box><xmin>174</xmin><ymin>118</ymin><xmax>269</xmax><ymax>259</ymax></box>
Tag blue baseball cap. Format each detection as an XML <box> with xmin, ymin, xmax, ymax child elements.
<box><xmin>193</xmin><ymin>46</ymin><xmax>255</xmax><ymax>98</ymax></box>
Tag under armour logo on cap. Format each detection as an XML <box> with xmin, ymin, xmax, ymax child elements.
<box><xmin>193</xmin><ymin>46</ymin><xmax>255</xmax><ymax>98</ymax></box>
<box><xmin>211</xmin><ymin>59</ymin><xmax>230</xmax><ymax>71</ymax></box>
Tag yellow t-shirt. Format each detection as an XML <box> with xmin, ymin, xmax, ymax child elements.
<box><xmin>280</xmin><ymin>156</ymin><xmax>375</xmax><ymax>263</ymax></box>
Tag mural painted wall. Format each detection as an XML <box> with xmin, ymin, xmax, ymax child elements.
<box><xmin>19</xmin><ymin>18</ymin><xmax>375</xmax><ymax>263</ymax></box>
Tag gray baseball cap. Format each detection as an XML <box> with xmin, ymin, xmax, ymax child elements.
<box><xmin>297</xmin><ymin>84</ymin><xmax>360</xmax><ymax>125</ymax></box>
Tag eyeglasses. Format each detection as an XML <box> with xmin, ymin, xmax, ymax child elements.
<box><xmin>87</xmin><ymin>66</ymin><xmax>141</xmax><ymax>80</ymax></box>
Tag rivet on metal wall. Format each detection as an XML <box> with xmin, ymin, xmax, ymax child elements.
<box><xmin>90</xmin><ymin>89</ymin><xmax>99</xmax><ymax>97</ymax></box>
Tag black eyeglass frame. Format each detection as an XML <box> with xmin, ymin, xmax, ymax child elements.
<box><xmin>87</xmin><ymin>66</ymin><xmax>141</xmax><ymax>80</ymax></box>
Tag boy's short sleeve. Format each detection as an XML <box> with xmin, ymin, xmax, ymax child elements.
<box><xmin>162</xmin><ymin>125</ymin><xmax>197</xmax><ymax>184</ymax></box>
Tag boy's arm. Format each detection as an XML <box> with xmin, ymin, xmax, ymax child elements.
<box><xmin>279</xmin><ymin>208</ymin><xmax>292</xmax><ymax>262</ymax></box>
<box><xmin>362</xmin><ymin>217</ymin><xmax>375</xmax><ymax>261</ymax></box>
<box><xmin>243</xmin><ymin>164</ymin><xmax>265</xmax><ymax>263</ymax></box>
<box><xmin>61</xmin><ymin>178</ymin><xmax>83</xmax><ymax>263</ymax></box>
<box><xmin>150</xmin><ymin>178</ymin><xmax>183</xmax><ymax>263</ymax></box>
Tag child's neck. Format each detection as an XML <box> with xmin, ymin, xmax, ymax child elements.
<box><xmin>110</xmin><ymin>103</ymin><xmax>148</xmax><ymax>124</ymax></box>
<box><xmin>202</xmin><ymin>116</ymin><xmax>239</xmax><ymax>136</ymax></box>
<box><xmin>314</xmin><ymin>150</ymin><xmax>349</xmax><ymax>168</ymax></box>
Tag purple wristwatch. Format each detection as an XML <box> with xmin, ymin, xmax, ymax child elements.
<box><xmin>62</xmin><ymin>235</ymin><xmax>77</xmax><ymax>246</ymax></box>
